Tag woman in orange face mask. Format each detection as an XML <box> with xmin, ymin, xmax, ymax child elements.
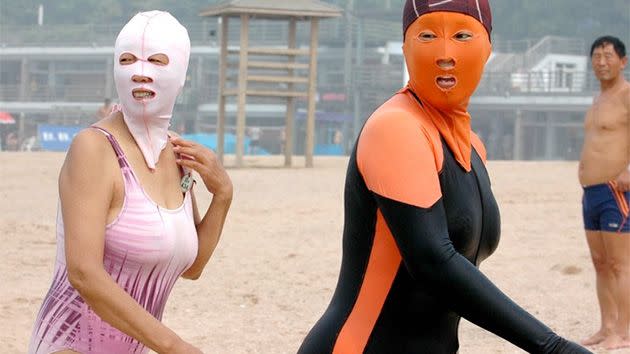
<box><xmin>297</xmin><ymin>1</ymin><xmax>591</xmax><ymax>353</ymax></box>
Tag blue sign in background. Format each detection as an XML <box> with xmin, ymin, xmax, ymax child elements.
<box><xmin>38</xmin><ymin>124</ymin><xmax>84</xmax><ymax>151</ymax></box>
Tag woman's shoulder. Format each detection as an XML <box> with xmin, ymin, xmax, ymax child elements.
<box><xmin>70</xmin><ymin>127</ymin><xmax>113</xmax><ymax>155</ymax></box>
<box><xmin>63</xmin><ymin>127</ymin><xmax>118</xmax><ymax>176</ymax></box>
<box><xmin>361</xmin><ymin>101</ymin><xmax>439</xmax><ymax>153</ymax></box>
<box><xmin>366</xmin><ymin>91</ymin><xmax>436</xmax><ymax>132</ymax></box>
<box><xmin>358</xmin><ymin>102</ymin><xmax>442</xmax><ymax>166</ymax></box>
<box><xmin>356</xmin><ymin>93</ymin><xmax>444</xmax><ymax>208</ymax></box>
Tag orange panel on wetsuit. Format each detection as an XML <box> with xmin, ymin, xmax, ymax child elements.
<box><xmin>357</xmin><ymin>91</ymin><xmax>444</xmax><ymax>209</ymax></box>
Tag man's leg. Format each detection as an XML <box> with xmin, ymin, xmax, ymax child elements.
<box><xmin>599</xmin><ymin>231</ymin><xmax>630</xmax><ymax>350</ymax></box>
<box><xmin>581</xmin><ymin>230</ymin><xmax>618</xmax><ymax>346</ymax></box>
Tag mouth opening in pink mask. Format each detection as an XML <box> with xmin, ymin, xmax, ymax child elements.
<box><xmin>132</xmin><ymin>88</ymin><xmax>157</xmax><ymax>101</ymax></box>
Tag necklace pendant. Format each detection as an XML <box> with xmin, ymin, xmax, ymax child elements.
<box><xmin>180</xmin><ymin>173</ymin><xmax>193</xmax><ymax>193</ymax></box>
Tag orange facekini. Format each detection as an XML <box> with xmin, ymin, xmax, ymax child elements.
<box><xmin>403</xmin><ymin>11</ymin><xmax>491</xmax><ymax>170</ymax></box>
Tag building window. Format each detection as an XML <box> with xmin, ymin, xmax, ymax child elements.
<box><xmin>555</xmin><ymin>63</ymin><xmax>576</xmax><ymax>89</ymax></box>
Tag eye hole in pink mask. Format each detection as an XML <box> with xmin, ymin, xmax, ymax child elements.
<box><xmin>147</xmin><ymin>53</ymin><xmax>169</xmax><ymax>66</ymax></box>
<box><xmin>119</xmin><ymin>52</ymin><xmax>169</xmax><ymax>66</ymax></box>
<box><xmin>119</xmin><ymin>52</ymin><xmax>136</xmax><ymax>65</ymax></box>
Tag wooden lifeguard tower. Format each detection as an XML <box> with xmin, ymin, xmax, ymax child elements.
<box><xmin>199</xmin><ymin>0</ymin><xmax>342</xmax><ymax>167</ymax></box>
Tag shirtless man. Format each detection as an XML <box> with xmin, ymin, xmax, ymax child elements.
<box><xmin>579</xmin><ymin>35</ymin><xmax>630</xmax><ymax>350</ymax></box>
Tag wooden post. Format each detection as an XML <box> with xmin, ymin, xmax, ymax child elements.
<box><xmin>235</xmin><ymin>14</ymin><xmax>250</xmax><ymax>167</ymax></box>
<box><xmin>344</xmin><ymin>0</ymin><xmax>354</xmax><ymax>138</ymax></box>
<box><xmin>104</xmin><ymin>56</ymin><xmax>114</xmax><ymax>101</ymax></box>
<box><xmin>217</xmin><ymin>16</ymin><xmax>229</xmax><ymax>162</ymax></box>
<box><xmin>18</xmin><ymin>59</ymin><xmax>30</xmax><ymax>144</ymax></box>
<box><xmin>194</xmin><ymin>56</ymin><xmax>204</xmax><ymax>133</ymax></box>
<box><xmin>16</xmin><ymin>111</ymin><xmax>25</xmax><ymax>148</ymax></box>
<box><xmin>513</xmin><ymin>108</ymin><xmax>523</xmax><ymax>160</ymax></box>
<box><xmin>284</xmin><ymin>18</ymin><xmax>297</xmax><ymax>167</ymax></box>
<box><xmin>48</xmin><ymin>62</ymin><xmax>56</xmax><ymax>101</ymax></box>
<box><xmin>544</xmin><ymin>112</ymin><xmax>554</xmax><ymax>160</ymax></box>
<box><xmin>305</xmin><ymin>18</ymin><xmax>319</xmax><ymax>168</ymax></box>
<box><xmin>19</xmin><ymin>58</ymin><xmax>29</xmax><ymax>101</ymax></box>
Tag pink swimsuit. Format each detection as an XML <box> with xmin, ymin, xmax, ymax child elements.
<box><xmin>29</xmin><ymin>127</ymin><xmax>198</xmax><ymax>354</ymax></box>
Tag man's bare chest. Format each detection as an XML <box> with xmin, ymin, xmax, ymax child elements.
<box><xmin>587</xmin><ymin>97</ymin><xmax>628</xmax><ymax>131</ymax></box>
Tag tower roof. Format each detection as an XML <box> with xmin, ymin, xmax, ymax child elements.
<box><xmin>199</xmin><ymin>0</ymin><xmax>343</xmax><ymax>19</ymax></box>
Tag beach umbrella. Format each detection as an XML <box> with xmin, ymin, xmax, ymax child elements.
<box><xmin>0</xmin><ymin>111</ymin><xmax>16</xmax><ymax>124</ymax></box>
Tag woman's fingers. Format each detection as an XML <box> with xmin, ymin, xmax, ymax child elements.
<box><xmin>176</xmin><ymin>157</ymin><xmax>205</xmax><ymax>172</ymax></box>
<box><xmin>169</xmin><ymin>136</ymin><xmax>197</xmax><ymax>148</ymax></box>
<box><xmin>173</xmin><ymin>145</ymin><xmax>218</xmax><ymax>168</ymax></box>
<box><xmin>176</xmin><ymin>158</ymin><xmax>228</xmax><ymax>196</ymax></box>
<box><xmin>173</xmin><ymin>145</ymin><xmax>202</xmax><ymax>160</ymax></box>
<box><xmin>172</xmin><ymin>141</ymin><xmax>228</xmax><ymax>195</ymax></box>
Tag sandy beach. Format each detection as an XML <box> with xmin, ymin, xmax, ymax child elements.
<box><xmin>1</xmin><ymin>152</ymin><xmax>628</xmax><ymax>354</ymax></box>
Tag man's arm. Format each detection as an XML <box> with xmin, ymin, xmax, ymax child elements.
<box><xmin>615</xmin><ymin>86</ymin><xmax>630</xmax><ymax>191</ymax></box>
<box><xmin>627</xmin><ymin>85</ymin><xmax>630</xmax><ymax>173</ymax></box>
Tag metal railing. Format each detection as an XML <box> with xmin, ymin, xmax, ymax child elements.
<box><xmin>522</xmin><ymin>36</ymin><xmax>586</xmax><ymax>69</ymax></box>
<box><xmin>476</xmin><ymin>70</ymin><xmax>630</xmax><ymax>96</ymax></box>
<box><xmin>0</xmin><ymin>83</ymin><xmax>108</xmax><ymax>102</ymax></box>
<box><xmin>491</xmin><ymin>39</ymin><xmax>540</xmax><ymax>54</ymax></box>
<box><xmin>1</xmin><ymin>20</ymin><xmax>348</xmax><ymax>47</ymax></box>
<box><xmin>2</xmin><ymin>21</ymin><xmax>567</xmax><ymax>54</ymax></box>
<box><xmin>493</xmin><ymin>36</ymin><xmax>587</xmax><ymax>73</ymax></box>
<box><xmin>5</xmin><ymin>71</ymin><xmax>630</xmax><ymax>105</ymax></box>
<box><xmin>0</xmin><ymin>84</ymin><xmax>21</xmax><ymax>101</ymax></box>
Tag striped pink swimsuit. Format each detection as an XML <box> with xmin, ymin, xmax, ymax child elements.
<box><xmin>29</xmin><ymin>127</ymin><xmax>198</xmax><ymax>354</ymax></box>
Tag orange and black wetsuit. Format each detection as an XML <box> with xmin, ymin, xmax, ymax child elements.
<box><xmin>297</xmin><ymin>89</ymin><xmax>586</xmax><ymax>354</ymax></box>
<box><xmin>298</xmin><ymin>2</ymin><xmax>590</xmax><ymax>352</ymax></box>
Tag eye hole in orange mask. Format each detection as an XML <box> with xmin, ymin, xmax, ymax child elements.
<box><xmin>403</xmin><ymin>11</ymin><xmax>492</xmax><ymax>111</ymax></box>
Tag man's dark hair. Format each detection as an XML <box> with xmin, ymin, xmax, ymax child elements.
<box><xmin>590</xmin><ymin>36</ymin><xmax>626</xmax><ymax>58</ymax></box>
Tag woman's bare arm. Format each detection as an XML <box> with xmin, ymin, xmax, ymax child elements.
<box><xmin>170</xmin><ymin>137</ymin><xmax>232</xmax><ymax>280</ymax></box>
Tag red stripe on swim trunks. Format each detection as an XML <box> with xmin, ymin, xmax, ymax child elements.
<box><xmin>609</xmin><ymin>182</ymin><xmax>629</xmax><ymax>217</ymax></box>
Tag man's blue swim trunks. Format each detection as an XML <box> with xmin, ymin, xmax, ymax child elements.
<box><xmin>583</xmin><ymin>182</ymin><xmax>630</xmax><ymax>233</ymax></box>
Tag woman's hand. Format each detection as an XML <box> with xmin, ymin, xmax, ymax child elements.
<box><xmin>171</xmin><ymin>137</ymin><xmax>233</xmax><ymax>200</ymax></box>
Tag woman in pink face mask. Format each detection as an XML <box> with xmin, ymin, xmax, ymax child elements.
<box><xmin>29</xmin><ymin>11</ymin><xmax>232</xmax><ymax>354</ymax></box>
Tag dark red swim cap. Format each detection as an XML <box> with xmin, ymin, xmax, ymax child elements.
<box><xmin>403</xmin><ymin>0</ymin><xmax>492</xmax><ymax>39</ymax></box>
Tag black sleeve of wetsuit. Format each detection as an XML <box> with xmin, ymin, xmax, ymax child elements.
<box><xmin>375</xmin><ymin>195</ymin><xmax>591</xmax><ymax>354</ymax></box>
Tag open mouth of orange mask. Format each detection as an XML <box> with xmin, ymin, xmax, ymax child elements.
<box><xmin>403</xmin><ymin>11</ymin><xmax>491</xmax><ymax>110</ymax></box>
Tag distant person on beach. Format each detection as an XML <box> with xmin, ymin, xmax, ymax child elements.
<box><xmin>298</xmin><ymin>1</ymin><xmax>590</xmax><ymax>353</ymax></box>
<box><xmin>96</xmin><ymin>98</ymin><xmax>113</xmax><ymax>120</ymax></box>
<box><xmin>28</xmin><ymin>11</ymin><xmax>232</xmax><ymax>354</ymax></box>
<box><xmin>579</xmin><ymin>35</ymin><xmax>630</xmax><ymax>350</ymax></box>
<box><xmin>5</xmin><ymin>131</ymin><xmax>18</xmax><ymax>151</ymax></box>
<box><xmin>248</xmin><ymin>126</ymin><xmax>261</xmax><ymax>155</ymax></box>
